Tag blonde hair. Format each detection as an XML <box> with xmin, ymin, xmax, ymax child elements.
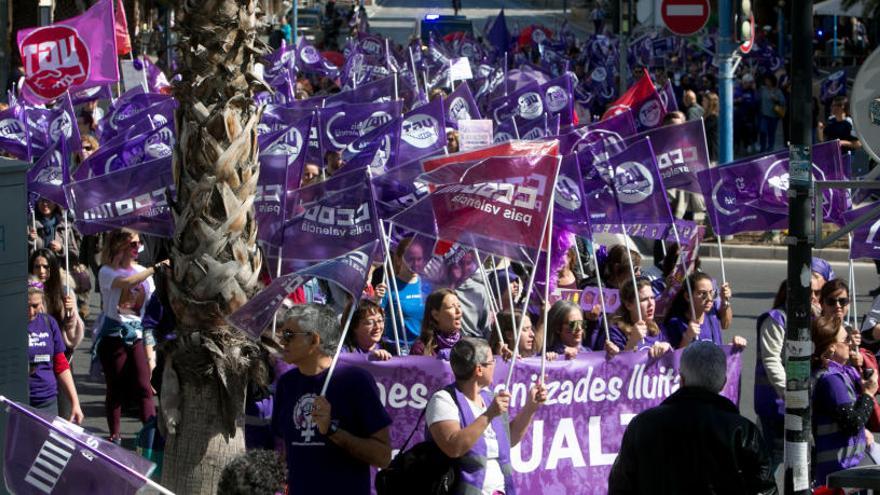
<box><xmin>101</xmin><ymin>229</ymin><xmax>137</xmax><ymax>266</ymax></box>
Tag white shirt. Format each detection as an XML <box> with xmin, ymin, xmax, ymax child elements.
<box><xmin>426</xmin><ymin>389</ymin><xmax>505</xmax><ymax>495</ymax></box>
<box><xmin>99</xmin><ymin>265</ymin><xmax>154</xmax><ymax>323</ymax></box>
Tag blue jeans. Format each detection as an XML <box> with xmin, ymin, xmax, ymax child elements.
<box><xmin>759</xmin><ymin>115</ymin><xmax>779</xmax><ymax>152</ymax></box>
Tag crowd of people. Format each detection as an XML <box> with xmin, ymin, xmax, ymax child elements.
<box><xmin>7</xmin><ymin>2</ymin><xmax>880</xmax><ymax>494</ymax></box>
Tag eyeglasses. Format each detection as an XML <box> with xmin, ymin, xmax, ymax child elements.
<box><xmin>479</xmin><ymin>360</ymin><xmax>495</xmax><ymax>368</ymax></box>
<box><xmin>280</xmin><ymin>330</ymin><xmax>312</xmax><ymax>342</ymax></box>
<box><xmin>565</xmin><ymin>320</ymin><xmax>586</xmax><ymax>331</ymax></box>
<box><xmin>362</xmin><ymin>318</ymin><xmax>384</xmax><ymax>328</ymax></box>
<box><xmin>824</xmin><ymin>297</ymin><xmax>850</xmax><ymax>307</ymax></box>
<box><xmin>695</xmin><ymin>290</ymin><xmax>716</xmax><ymax>299</ymax></box>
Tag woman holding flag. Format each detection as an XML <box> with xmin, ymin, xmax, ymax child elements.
<box><xmin>663</xmin><ymin>272</ymin><xmax>745</xmax><ymax>349</ymax></box>
<box><xmin>411</xmin><ymin>289</ymin><xmax>464</xmax><ymax>359</ymax></box>
<box><xmin>596</xmin><ymin>278</ymin><xmax>672</xmax><ymax>359</ymax></box>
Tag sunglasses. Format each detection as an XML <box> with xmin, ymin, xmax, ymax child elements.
<box><xmin>129</xmin><ymin>241</ymin><xmax>142</xmax><ymax>248</ymax></box>
<box><xmin>565</xmin><ymin>320</ymin><xmax>586</xmax><ymax>331</ymax></box>
<box><xmin>824</xmin><ymin>297</ymin><xmax>850</xmax><ymax>307</ymax></box>
<box><xmin>280</xmin><ymin>329</ymin><xmax>312</xmax><ymax>342</ymax></box>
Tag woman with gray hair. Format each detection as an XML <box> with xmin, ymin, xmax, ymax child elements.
<box><xmin>271</xmin><ymin>303</ymin><xmax>393</xmax><ymax>494</ymax></box>
<box><xmin>425</xmin><ymin>337</ymin><xmax>547</xmax><ymax>494</ymax></box>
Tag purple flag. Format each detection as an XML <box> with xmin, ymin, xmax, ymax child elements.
<box><xmin>371</xmin><ymin>159</ymin><xmax>430</xmax><ymax>218</ymax></box>
<box><xmin>55</xmin><ymin>92</ymin><xmax>82</xmax><ymax>155</ymax></box>
<box><xmin>746</xmin><ymin>140</ymin><xmax>848</xmax><ymax>225</ymax></box>
<box><xmin>659</xmin><ymin>79</ymin><xmax>678</xmax><ymax>112</ymax></box>
<box><xmin>16</xmin><ymin>0</ymin><xmax>120</xmax><ymax>104</ymax></box>
<box><xmin>624</xmin><ymin>119</ymin><xmax>709</xmax><ymax>192</ymax></box>
<box><xmin>27</xmin><ymin>140</ymin><xmax>70</xmax><ymax>207</ymax></box>
<box><xmin>0</xmin><ymin>103</ymin><xmax>30</xmax><ymax>160</ymax></box>
<box><xmin>486</xmin><ymin>9</ymin><xmax>512</xmax><ymax>54</ymax></box>
<box><xmin>697</xmin><ymin>151</ymin><xmax>790</xmax><ymax>236</ymax></box>
<box><xmin>98</xmin><ymin>89</ymin><xmax>176</xmax><ymax>144</ymax></box>
<box><xmin>70</xmin><ymin>84</ymin><xmax>114</xmax><ymax>106</ymax></box>
<box><xmin>444</xmin><ymin>81</ymin><xmax>481</xmax><ymax>129</ymax></box>
<box><xmin>567</xmin><ymin>110</ymin><xmax>638</xmax><ymax>163</ymax></box>
<box><xmin>541</xmin><ymin>73</ymin><xmax>575</xmax><ymax>126</ymax></box>
<box><xmin>65</xmin><ymin>155</ymin><xmax>175</xmax><ymax>236</ymax></box>
<box><xmin>256</xmin><ymin>115</ymin><xmax>313</xmax><ymax>245</ymax></box>
<box><xmin>583</xmin><ymin>138</ymin><xmax>674</xmax><ymax>230</ymax></box>
<box><xmin>846</xmin><ymin>201</ymin><xmax>880</xmax><ymax>260</ymax></box>
<box><xmin>131</xmin><ymin>56</ymin><xmax>171</xmax><ymax>94</ymax></box>
<box><xmin>227</xmin><ymin>241</ymin><xmax>381</xmax><ymax>339</ymax></box>
<box><xmin>318</xmin><ymin>100</ymin><xmax>402</xmax><ymax>154</ymax></box>
<box><xmin>326</xmin><ymin>76</ymin><xmax>397</xmax><ymax>107</ymax></box>
<box><xmin>488</xmin><ymin>83</ymin><xmax>545</xmax><ymax>124</ymax></box>
<box><xmin>341</xmin><ymin>122</ymin><xmax>401</xmax><ymax>176</ymax></box>
<box><xmin>3</xmin><ymin>399</ymin><xmax>155</xmax><ymax>494</ymax></box>
<box><xmin>271</xmin><ymin>169</ymin><xmax>380</xmax><ymax>273</ymax></box>
<box><xmin>262</xmin><ymin>42</ymin><xmax>297</xmax><ymax>84</ymax></box>
<box><xmin>295</xmin><ymin>37</ymin><xmax>340</xmax><ymax>78</ymax></box>
<box><xmin>553</xmin><ymin>153</ymin><xmax>592</xmax><ymax>236</ymax></box>
<box><xmin>75</xmin><ymin>123</ymin><xmax>174</xmax><ymax>180</ymax></box>
<box><xmin>820</xmin><ymin>70</ymin><xmax>847</xmax><ymax>104</ymax></box>
<box><xmin>399</xmin><ymin>97</ymin><xmax>447</xmax><ymax>163</ymax></box>
<box><xmin>336</xmin><ymin>347</ymin><xmax>742</xmax><ymax>494</ymax></box>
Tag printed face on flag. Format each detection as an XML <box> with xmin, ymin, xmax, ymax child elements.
<box><xmin>403</xmin><ymin>235</ymin><xmax>480</xmax><ymax>288</ymax></box>
<box><xmin>16</xmin><ymin>0</ymin><xmax>119</xmax><ymax>103</ymax></box>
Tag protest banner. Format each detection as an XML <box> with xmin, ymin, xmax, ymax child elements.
<box><xmin>457</xmin><ymin>120</ymin><xmax>494</xmax><ymax>151</ymax></box>
<box><xmin>338</xmin><ymin>346</ymin><xmax>743</xmax><ymax>495</ymax></box>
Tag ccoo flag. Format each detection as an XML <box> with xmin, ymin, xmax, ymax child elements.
<box><xmin>227</xmin><ymin>241</ymin><xmax>382</xmax><ymax>339</ymax></box>
<box><xmin>2</xmin><ymin>397</ymin><xmax>156</xmax><ymax>495</ymax></box>
<box><xmin>17</xmin><ymin>0</ymin><xmax>120</xmax><ymax>104</ymax></box>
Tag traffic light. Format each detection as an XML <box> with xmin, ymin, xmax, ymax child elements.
<box><xmin>735</xmin><ymin>0</ymin><xmax>755</xmax><ymax>53</ymax></box>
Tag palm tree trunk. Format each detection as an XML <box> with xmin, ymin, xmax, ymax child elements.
<box><xmin>160</xmin><ymin>0</ymin><xmax>268</xmax><ymax>492</ymax></box>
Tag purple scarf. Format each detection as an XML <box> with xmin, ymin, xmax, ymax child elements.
<box><xmin>435</xmin><ymin>331</ymin><xmax>462</xmax><ymax>360</ymax></box>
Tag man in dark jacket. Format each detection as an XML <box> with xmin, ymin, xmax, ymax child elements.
<box><xmin>609</xmin><ymin>341</ymin><xmax>778</xmax><ymax>495</ymax></box>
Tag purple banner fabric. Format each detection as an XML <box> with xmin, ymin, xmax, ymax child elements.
<box><xmin>295</xmin><ymin>37</ymin><xmax>340</xmax><ymax>78</ymax></box>
<box><xmin>399</xmin><ymin>97</ymin><xmax>447</xmax><ymax>164</ymax></box>
<box><xmin>325</xmin><ymin>77</ymin><xmax>398</xmax><ymax>107</ymax></box>
<box><xmin>339</xmin><ymin>346</ymin><xmax>742</xmax><ymax>494</ymax></box>
<box><xmin>70</xmin><ymin>84</ymin><xmax>114</xmax><ymax>106</ymax></box>
<box><xmin>444</xmin><ymin>82</ymin><xmax>481</xmax><ymax>129</ymax></box>
<box><xmin>553</xmin><ymin>153</ymin><xmax>592</xmax><ymax>236</ymax></box>
<box><xmin>227</xmin><ymin>241</ymin><xmax>381</xmax><ymax>339</ymax></box>
<box><xmin>272</xmin><ymin>170</ymin><xmax>380</xmax><ymax>273</ymax></box>
<box><xmin>583</xmin><ymin>138</ymin><xmax>674</xmax><ymax>229</ymax></box>
<box><xmin>488</xmin><ymin>83</ymin><xmax>545</xmax><ymax>124</ymax></box>
<box><xmin>846</xmin><ymin>201</ymin><xmax>880</xmax><ymax>260</ymax></box>
<box><xmin>256</xmin><ymin>115</ymin><xmax>312</xmax><ymax>245</ymax></box>
<box><xmin>578</xmin><ymin>286</ymin><xmax>621</xmax><ymax>313</ymax></box>
<box><xmin>318</xmin><ymin>100</ymin><xmax>402</xmax><ymax>154</ymax></box>
<box><xmin>75</xmin><ymin>123</ymin><xmax>174</xmax><ymax>180</ymax></box>
<box><xmin>98</xmin><ymin>90</ymin><xmax>176</xmax><ymax>145</ymax></box>
<box><xmin>624</xmin><ymin>119</ymin><xmax>709</xmax><ymax>193</ymax></box>
<box><xmin>263</xmin><ymin>42</ymin><xmax>297</xmax><ymax>85</ymax></box>
<box><xmin>659</xmin><ymin>79</ymin><xmax>678</xmax><ymax>112</ymax></box>
<box><xmin>371</xmin><ymin>159</ymin><xmax>430</xmax><ymax>218</ymax></box>
<box><xmin>601</xmin><ymin>75</ymin><xmax>665</xmax><ymax>132</ymax></box>
<box><xmin>0</xmin><ymin>103</ymin><xmax>31</xmax><ymax>160</ymax></box>
<box><xmin>27</xmin><ymin>140</ymin><xmax>69</xmax><ymax>207</ymax></box>
<box><xmin>16</xmin><ymin>0</ymin><xmax>120</xmax><ymax>104</ymax></box>
<box><xmin>562</xmin><ymin>110</ymin><xmax>637</xmax><ymax>157</ymax></box>
<box><xmin>65</xmin><ymin>156</ymin><xmax>174</xmax><ymax>237</ymax></box>
<box><xmin>131</xmin><ymin>56</ymin><xmax>171</xmax><ymax>94</ymax></box>
<box><xmin>3</xmin><ymin>400</ymin><xmax>154</xmax><ymax>494</ymax></box>
<box><xmin>820</xmin><ymin>70</ymin><xmax>846</xmax><ymax>103</ymax></box>
<box><xmin>696</xmin><ymin>151</ymin><xmax>790</xmax><ymax>236</ymax></box>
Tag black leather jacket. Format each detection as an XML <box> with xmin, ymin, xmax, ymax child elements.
<box><xmin>609</xmin><ymin>387</ymin><xmax>778</xmax><ymax>495</ymax></box>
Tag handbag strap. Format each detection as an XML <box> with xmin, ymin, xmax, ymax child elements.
<box><xmin>399</xmin><ymin>384</ymin><xmax>459</xmax><ymax>453</ymax></box>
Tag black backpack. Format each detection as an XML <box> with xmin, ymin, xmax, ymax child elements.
<box><xmin>375</xmin><ymin>385</ymin><xmax>458</xmax><ymax>495</ymax></box>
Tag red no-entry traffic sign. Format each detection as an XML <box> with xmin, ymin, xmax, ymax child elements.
<box><xmin>661</xmin><ymin>0</ymin><xmax>710</xmax><ymax>36</ymax></box>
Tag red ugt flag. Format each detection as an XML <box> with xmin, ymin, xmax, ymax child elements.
<box><xmin>601</xmin><ymin>73</ymin><xmax>666</xmax><ymax>132</ymax></box>
<box><xmin>17</xmin><ymin>0</ymin><xmax>120</xmax><ymax>103</ymax></box>
<box><xmin>114</xmin><ymin>0</ymin><xmax>132</xmax><ymax>56</ymax></box>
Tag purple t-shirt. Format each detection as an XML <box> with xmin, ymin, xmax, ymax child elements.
<box><xmin>665</xmin><ymin>307</ymin><xmax>723</xmax><ymax>348</ymax></box>
<box><xmin>272</xmin><ymin>364</ymin><xmax>392</xmax><ymax>494</ymax></box>
<box><xmin>28</xmin><ymin>314</ymin><xmax>65</xmax><ymax>406</ymax></box>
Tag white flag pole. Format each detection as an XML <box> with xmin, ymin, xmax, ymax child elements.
<box><xmin>320</xmin><ymin>304</ymin><xmax>357</xmax><ymax>396</ymax></box>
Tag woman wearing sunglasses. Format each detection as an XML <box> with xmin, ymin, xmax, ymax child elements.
<box><xmin>546</xmin><ymin>300</ymin><xmax>589</xmax><ymax>360</ymax></box>
<box><xmin>663</xmin><ymin>272</ymin><xmax>746</xmax><ymax>350</ymax></box>
<box><xmin>597</xmin><ymin>278</ymin><xmax>672</xmax><ymax>359</ymax></box>
<box><xmin>343</xmin><ymin>300</ymin><xmax>393</xmax><ymax>361</ymax></box>
<box><xmin>94</xmin><ymin>229</ymin><xmax>168</xmax><ymax>443</ymax></box>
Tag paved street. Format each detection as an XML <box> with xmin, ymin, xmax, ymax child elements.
<box><xmin>366</xmin><ymin>0</ymin><xmax>589</xmax><ymax>46</ymax></box>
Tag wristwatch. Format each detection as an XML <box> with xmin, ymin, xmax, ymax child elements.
<box><xmin>327</xmin><ymin>419</ymin><xmax>341</xmax><ymax>437</ymax></box>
